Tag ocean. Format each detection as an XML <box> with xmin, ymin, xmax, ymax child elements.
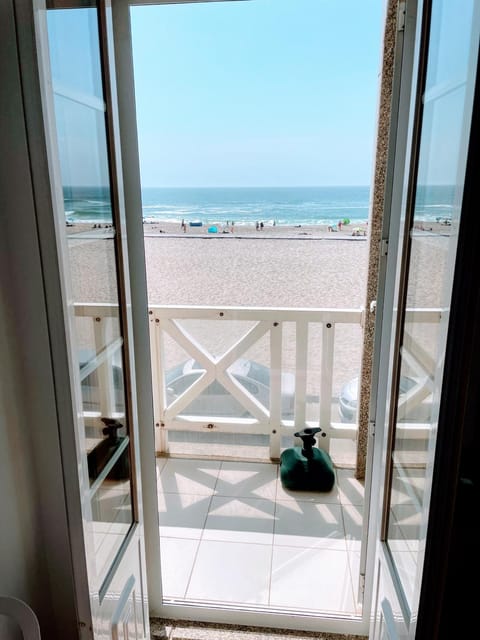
<box><xmin>62</xmin><ymin>185</ymin><xmax>455</xmax><ymax>226</ymax></box>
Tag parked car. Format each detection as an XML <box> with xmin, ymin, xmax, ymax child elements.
<box><xmin>338</xmin><ymin>374</ymin><xmax>431</xmax><ymax>423</ymax></box>
<box><xmin>78</xmin><ymin>354</ymin><xmax>296</xmax><ymax>419</ymax></box>
<box><xmin>165</xmin><ymin>358</ymin><xmax>295</xmax><ymax>418</ymax></box>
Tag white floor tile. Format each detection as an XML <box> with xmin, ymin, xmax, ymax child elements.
<box><xmin>156</xmin><ymin>457</ymin><xmax>168</xmax><ymax>476</ymax></box>
<box><xmin>160</xmin><ymin>537</ymin><xmax>200</xmax><ymax>599</ymax></box>
<box><xmin>203</xmin><ymin>496</ymin><xmax>275</xmax><ymax>544</ymax></box>
<box><xmin>158</xmin><ymin>458</ymin><xmax>221</xmax><ymax>495</ymax></box>
<box><xmin>274</xmin><ymin>501</ymin><xmax>346</xmax><ymax>550</ymax></box>
<box><xmin>342</xmin><ymin>503</ymin><xmax>363</xmax><ymax>551</ymax></box>
<box><xmin>186</xmin><ymin>540</ymin><xmax>272</xmax><ymax>605</ymax></box>
<box><xmin>270</xmin><ymin>546</ymin><xmax>356</xmax><ymax>614</ymax></box>
<box><xmin>391</xmin><ymin>467</ymin><xmax>425</xmax><ymax>507</ymax></box>
<box><xmin>389</xmin><ymin>503</ymin><xmax>421</xmax><ymax>555</ymax></box>
<box><xmin>336</xmin><ymin>468</ymin><xmax>365</xmax><ymax>505</ymax></box>
<box><xmin>347</xmin><ymin>551</ymin><xmax>363</xmax><ymax>615</ymax></box>
<box><xmin>388</xmin><ymin>548</ymin><xmax>417</xmax><ymax>606</ymax></box>
<box><xmin>215</xmin><ymin>461</ymin><xmax>278</xmax><ymax>500</ymax></box>
<box><xmin>158</xmin><ymin>493</ymin><xmax>212</xmax><ymax>539</ymax></box>
<box><xmin>156</xmin><ymin>456</ymin><xmax>365</xmax><ymax>618</ymax></box>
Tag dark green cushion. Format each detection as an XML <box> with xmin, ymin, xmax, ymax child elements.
<box><xmin>280</xmin><ymin>447</ymin><xmax>335</xmax><ymax>491</ymax></box>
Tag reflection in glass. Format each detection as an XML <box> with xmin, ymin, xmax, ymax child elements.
<box><xmin>90</xmin><ymin>449</ymin><xmax>133</xmax><ymax>578</ymax></box>
<box><xmin>47</xmin><ymin>6</ymin><xmax>134</xmax><ymax>583</ymax></box>
<box><xmin>47</xmin><ymin>8</ymin><xmax>127</xmax><ymax>430</ymax></box>
<box><xmin>386</xmin><ymin>0</ymin><xmax>478</xmax><ymax>611</ymax></box>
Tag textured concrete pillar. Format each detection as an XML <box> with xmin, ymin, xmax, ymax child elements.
<box><xmin>356</xmin><ymin>1</ymin><xmax>400</xmax><ymax>479</ymax></box>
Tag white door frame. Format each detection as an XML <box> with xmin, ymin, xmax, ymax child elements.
<box><xmin>28</xmin><ymin>0</ymin><xmax>152</xmax><ymax>636</ymax></box>
<box><xmin>109</xmin><ymin>0</ymin><xmax>414</xmax><ymax>634</ymax></box>
<box><xmin>369</xmin><ymin>0</ymin><xmax>480</xmax><ymax>635</ymax></box>
<box><xmin>362</xmin><ymin>0</ymin><xmax>423</xmax><ymax>624</ymax></box>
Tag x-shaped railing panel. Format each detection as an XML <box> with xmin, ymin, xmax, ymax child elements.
<box><xmin>161</xmin><ymin>317</ymin><xmax>271</xmax><ymax>422</ymax></box>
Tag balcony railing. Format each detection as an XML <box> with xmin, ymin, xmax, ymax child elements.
<box><xmin>148</xmin><ymin>305</ymin><xmax>364</xmax><ymax>458</ymax></box>
<box><xmin>74</xmin><ymin>303</ymin><xmax>442</xmax><ymax>462</ymax></box>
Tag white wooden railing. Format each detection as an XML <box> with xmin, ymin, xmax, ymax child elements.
<box><xmin>74</xmin><ymin>303</ymin><xmax>442</xmax><ymax>461</ymax></box>
<box><xmin>148</xmin><ymin>305</ymin><xmax>364</xmax><ymax>458</ymax></box>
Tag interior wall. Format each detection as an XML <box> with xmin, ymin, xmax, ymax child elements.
<box><xmin>0</xmin><ymin>1</ymin><xmax>50</xmax><ymax>632</ymax></box>
<box><xmin>0</xmin><ymin>264</ymin><xmax>42</xmax><ymax>639</ymax></box>
<box><xmin>0</xmin><ymin>1</ymin><xmax>79</xmax><ymax>637</ymax></box>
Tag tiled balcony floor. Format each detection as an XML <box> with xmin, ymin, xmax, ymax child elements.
<box><xmin>156</xmin><ymin>457</ymin><xmax>365</xmax><ymax>617</ymax></box>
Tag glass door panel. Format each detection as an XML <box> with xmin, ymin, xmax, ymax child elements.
<box><xmin>385</xmin><ymin>0</ymin><xmax>479</xmax><ymax>613</ymax></box>
<box><xmin>46</xmin><ymin>6</ymin><xmax>134</xmax><ymax>587</ymax></box>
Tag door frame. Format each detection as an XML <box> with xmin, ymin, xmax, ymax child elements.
<box><xmin>110</xmin><ymin>0</ymin><xmax>420</xmax><ymax>634</ymax></box>
<box><xmin>26</xmin><ymin>0</ymin><xmax>152</xmax><ymax>636</ymax></box>
<box><xmin>359</xmin><ymin>0</ymin><xmax>421</xmax><ymax>619</ymax></box>
<box><xmin>370</xmin><ymin>0</ymin><xmax>480</xmax><ymax>636</ymax></box>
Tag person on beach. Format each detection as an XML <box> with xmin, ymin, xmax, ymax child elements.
<box><xmin>260</xmin><ymin>221</ymin><xmax>264</xmax><ymax>230</ymax></box>
<box><xmin>256</xmin><ymin>221</ymin><xmax>259</xmax><ymax>230</ymax></box>
<box><xmin>181</xmin><ymin>219</ymin><xmax>186</xmax><ymax>232</ymax></box>
<box><xmin>338</xmin><ymin>220</ymin><xmax>342</xmax><ymax>231</ymax></box>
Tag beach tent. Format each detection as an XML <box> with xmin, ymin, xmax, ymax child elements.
<box><xmin>208</xmin><ymin>226</ymin><xmax>218</xmax><ymax>233</ymax></box>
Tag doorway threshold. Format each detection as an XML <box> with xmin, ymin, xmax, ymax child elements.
<box><xmin>150</xmin><ymin>617</ymin><xmax>367</xmax><ymax>640</ymax></box>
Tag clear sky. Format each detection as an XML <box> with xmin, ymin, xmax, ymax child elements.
<box><xmin>131</xmin><ymin>0</ymin><xmax>384</xmax><ymax>188</ymax></box>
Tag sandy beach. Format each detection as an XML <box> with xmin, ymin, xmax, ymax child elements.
<box><xmin>68</xmin><ymin>220</ymin><xmax>370</xmax><ymax>307</ymax></box>
<box><xmin>67</xmin><ymin>218</ymin><xmax>451</xmax><ymax>309</ymax></box>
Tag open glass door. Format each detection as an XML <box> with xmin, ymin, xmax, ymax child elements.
<box><xmin>37</xmin><ymin>1</ymin><xmax>150</xmax><ymax>637</ymax></box>
<box><xmin>371</xmin><ymin>0</ymin><xmax>480</xmax><ymax>637</ymax></box>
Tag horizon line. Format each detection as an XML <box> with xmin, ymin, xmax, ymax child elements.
<box><xmin>140</xmin><ymin>184</ymin><xmax>371</xmax><ymax>189</ymax></box>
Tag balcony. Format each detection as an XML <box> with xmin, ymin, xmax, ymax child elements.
<box><xmin>76</xmin><ymin>302</ymin><xmax>437</xmax><ymax>617</ymax></box>
<box><xmin>155</xmin><ymin>456</ymin><xmax>364</xmax><ymax>616</ymax></box>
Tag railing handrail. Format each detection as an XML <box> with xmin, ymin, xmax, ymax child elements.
<box><xmin>75</xmin><ymin>302</ymin><xmax>443</xmax><ymax>320</ymax></box>
<box><xmin>148</xmin><ymin>304</ymin><xmax>363</xmax><ymax>323</ymax></box>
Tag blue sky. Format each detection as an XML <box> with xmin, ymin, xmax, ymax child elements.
<box><xmin>131</xmin><ymin>0</ymin><xmax>384</xmax><ymax>187</ymax></box>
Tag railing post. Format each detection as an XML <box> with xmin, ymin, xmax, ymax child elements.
<box><xmin>269</xmin><ymin>320</ymin><xmax>282</xmax><ymax>460</ymax></box>
<box><xmin>149</xmin><ymin>310</ymin><xmax>169</xmax><ymax>454</ymax></box>
<box><xmin>93</xmin><ymin>316</ymin><xmax>116</xmax><ymax>417</ymax></box>
<box><xmin>320</xmin><ymin>320</ymin><xmax>335</xmax><ymax>452</ymax></box>
<box><xmin>295</xmin><ymin>320</ymin><xmax>309</xmax><ymax>431</ymax></box>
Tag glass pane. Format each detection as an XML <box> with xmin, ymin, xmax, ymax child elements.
<box><xmin>90</xmin><ymin>447</ymin><xmax>133</xmax><ymax>578</ymax></box>
<box><xmin>47</xmin><ymin>6</ymin><xmax>134</xmax><ymax>580</ymax></box>
<box><xmin>386</xmin><ymin>0</ymin><xmax>479</xmax><ymax>610</ymax></box>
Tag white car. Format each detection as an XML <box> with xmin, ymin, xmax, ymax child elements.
<box><xmin>165</xmin><ymin>358</ymin><xmax>295</xmax><ymax>418</ymax></box>
<box><xmin>338</xmin><ymin>375</ymin><xmax>432</xmax><ymax>423</ymax></box>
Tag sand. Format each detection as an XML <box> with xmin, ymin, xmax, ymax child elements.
<box><xmin>67</xmin><ymin>220</ymin><xmax>370</xmax><ymax>307</ymax></box>
<box><xmin>67</xmin><ymin>218</ymin><xmax>452</xmax><ymax>309</ymax></box>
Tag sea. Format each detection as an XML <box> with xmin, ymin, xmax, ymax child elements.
<box><xmin>62</xmin><ymin>185</ymin><xmax>455</xmax><ymax>226</ymax></box>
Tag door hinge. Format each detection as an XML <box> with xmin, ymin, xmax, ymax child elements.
<box><xmin>369</xmin><ymin>420</ymin><xmax>376</xmax><ymax>437</ymax></box>
<box><xmin>380</xmin><ymin>238</ymin><xmax>389</xmax><ymax>256</ymax></box>
<box><xmin>397</xmin><ymin>2</ymin><xmax>406</xmax><ymax>31</ymax></box>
